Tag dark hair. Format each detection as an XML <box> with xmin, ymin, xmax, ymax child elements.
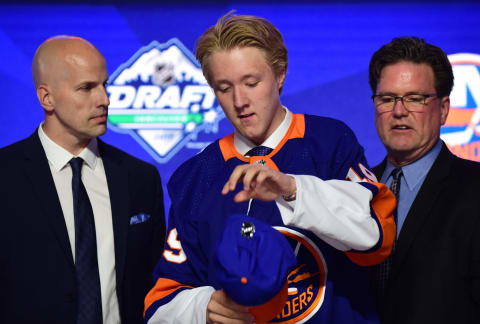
<box><xmin>369</xmin><ymin>36</ymin><xmax>453</xmax><ymax>97</ymax></box>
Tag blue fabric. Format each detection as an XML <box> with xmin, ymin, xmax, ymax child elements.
<box><xmin>148</xmin><ymin>115</ymin><xmax>383</xmax><ymax>323</ymax></box>
<box><xmin>212</xmin><ymin>214</ymin><xmax>296</xmax><ymax>306</ymax></box>
<box><xmin>245</xmin><ymin>146</ymin><xmax>273</xmax><ymax>157</ymax></box>
<box><xmin>70</xmin><ymin>157</ymin><xmax>102</xmax><ymax>324</ymax></box>
<box><xmin>130</xmin><ymin>213</ymin><xmax>151</xmax><ymax>225</ymax></box>
<box><xmin>381</xmin><ymin>140</ymin><xmax>442</xmax><ymax>236</ymax></box>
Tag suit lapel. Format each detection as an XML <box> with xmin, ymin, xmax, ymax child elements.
<box><xmin>391</xmin><ymin>144</ymin><xmax>452</xmax><ymax>279</ymax></box>
<box><xmin>23</xmin><ymin>132</ymin><xmax>74</xmax><ymax>265</ymax></box>
<box><xmin>373</xmin><ymin>159</ymin><xmax>387</xmax><ymax>180</ymax></box>
<box><xmin>100</xmin><ymin>141</ymin><xmax>130</xmax><ymax>287</ymax></box>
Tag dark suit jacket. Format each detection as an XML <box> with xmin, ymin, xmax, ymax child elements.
<box><xmin>374</xmin><ymin>143</ymin><xmax>480</xmax><ymax>324</ymax></box>
<box><xmin>0</xmin><ymin>131</ymin><xmax>166</xmax><ymax>324</ymax></box>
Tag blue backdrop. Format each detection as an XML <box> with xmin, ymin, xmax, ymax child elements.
<box><xmin>2</xmin><ymin>1</ymin><xmax>479</xmax><ymax>212</ymax></box>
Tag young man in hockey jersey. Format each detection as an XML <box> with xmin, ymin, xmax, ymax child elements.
<box><xmin>145</xmin><ymin>13</ymin><xmax>396</xmax><ymax>324</ymax></box>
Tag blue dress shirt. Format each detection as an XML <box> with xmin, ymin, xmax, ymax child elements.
<box><xmin>380</xmin><ymin>140</ymin><xmax>443</xmax><ymax>237</ymax></box>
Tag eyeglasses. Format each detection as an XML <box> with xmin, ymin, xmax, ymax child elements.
<box><xmin>372</xmin><ymin>93</ymin><xmax>438</xmax><ymax>113</ymax></box>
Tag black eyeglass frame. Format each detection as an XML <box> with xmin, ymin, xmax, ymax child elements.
<box><xmin>371</xmin><ymin>93</ymin><xmax>438</xmax><ymax>112</ymax></box>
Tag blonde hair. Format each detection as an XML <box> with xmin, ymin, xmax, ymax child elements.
<box><xmin>196</xmin><ymin>12</ymin><xmax>288</xmax><ymax>93</ymax></box>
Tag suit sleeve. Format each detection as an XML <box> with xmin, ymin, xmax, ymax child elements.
<box><xmin>471</xmin><ymin>216</ymin><xmax>480</xmax><ymax>306</ymax></box>
<box><xmin>276</xmin><ymin>122</ymin><xmax>396</xmax><ymax>266</ymax></box>
<box><xmin>149</xmin><ymin>167</ymin><xmax>167</xmax><ymax>280</ymax></box>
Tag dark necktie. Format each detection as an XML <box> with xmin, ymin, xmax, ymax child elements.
<box><xmin>69</xmin><ymin>157</ymin><xmax>103</xmax><ymax>324</ymax></box>
<box><xmin>389</xmin><ymin>168</ymin><xmax>402</xmax><ymax>215</ymax></box>
<box><xmin>245</xmin><ymin>146</ymin><xmax>273</xmax><ymax>157</ymax></box>
<box><xmin>372</xmin><ymin>167</ymin><xmax>402</xmax><ymax>300</ymax></box>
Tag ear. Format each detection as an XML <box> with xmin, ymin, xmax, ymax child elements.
<box><xmin>276</xmin><ymin>68</ymin><xmax>286</xmax><ymax>90</ymax></box>
<box><xmin>439</xmin><ymin>96</ymin><xmax>450</xmax><ymax>125</ymax></box>
<box><xmin>36</xmin><ymin>85</ymin><xmax>54</xmax><ymax>112</ymax></box>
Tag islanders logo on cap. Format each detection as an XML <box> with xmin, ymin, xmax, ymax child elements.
<box><xmin>441</xmin><ymin>53</ymin><xmax>480</xmax><ymax>161</ymax></box>
<box><xmin>273</xmin><ymin>227</ymin><xmax>327</xmax><ymax>323</ymax></box>
<box><xmin>106</xmin><ymin>39</ymin><xmax>224</xmax><ymax>163</ymax></box>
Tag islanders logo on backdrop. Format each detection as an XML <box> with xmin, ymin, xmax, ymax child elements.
<box><xmin>106</xmin><ymin>39</ymin><xmax>224</xmax><ymax>163</ymax></box>
<box><xmin>273</xmin><ymin>227</ymin><xmax>327</xmax><ymax>323</ymax></box>
<box><xmin>441</xmin><ymin>53</ymin><xmax>480</xmax><ymax>161</ymax></box>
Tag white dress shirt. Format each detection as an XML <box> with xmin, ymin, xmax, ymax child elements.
<box><xmin>38</xmin><ymin>124</ymin><xmax>120</xmax><ymax>324</ymax></box>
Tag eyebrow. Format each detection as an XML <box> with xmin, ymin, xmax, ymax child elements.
<box><xmin>75</xmin><ymin>81</ymin><xmax>100</xmax><ymax>89</ymax></box>
<box><xmin>376</xmin><ymin>91</ymin><xmax>429</xmax><ymax>96</ymax></box>
<box><xmin>76</xmin><ymin>76</ymin><xmax>109</xmax><ymax>87</ymax></box>
<box><xmin>214</xmin><ymin>73</ymin><xmax>260</xmax><ymax>85</ymax></box>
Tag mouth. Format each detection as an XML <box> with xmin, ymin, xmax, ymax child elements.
<box><xmin>238</xmin><ymin>113</ymin><xmax>255</xmax><ymax>121</ymax></box>
<box><xmin>91</xmin><ymin>113</ymin><xmax>108</xmax><ymax>123</ymax></box>
<box><xmin>391</xmin><ymin>124</ymin><xmax>411</xmax><ymax>131</ymax></box>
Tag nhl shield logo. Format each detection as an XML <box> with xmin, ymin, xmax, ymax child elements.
<box><xmin>441</xmin><ymin>53</ymin><xmax>480</xmax><ymax>161</ymax></box>
<box><xmin>106</xmin><ymin>39</ymin><xmax>224</xmax><ymax>163</ymax></box>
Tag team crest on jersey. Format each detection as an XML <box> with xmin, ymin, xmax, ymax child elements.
<box><xmin>441</xmin><ymin>53</ymin><xmax>480</xmax><ymax>161</ymax></box>
<box><xmin>106</xmin><ymin>39</ymin><xmax>224</xmax><ymax>163</ymax></box>
<box><xmin>273</xmin><ymin>227</ymin><xmax>327</xmax><ymax>323</ymax></box>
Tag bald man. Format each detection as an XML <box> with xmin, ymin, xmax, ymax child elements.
<box><xmin>0</xmin><ymin>36</ymin><xmax>166</xmax><ymax>324</ymax></box>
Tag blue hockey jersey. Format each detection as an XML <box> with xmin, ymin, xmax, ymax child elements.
<box><xmin>145</xmin><ymin>113</ymin><xmax>395</xmax><ymax>323</ymax></box>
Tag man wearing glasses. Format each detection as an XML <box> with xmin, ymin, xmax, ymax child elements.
<box><xmin>369</xmin><ymin>36</ymin><xmax>480</xmax><ymax>323</ymax></box>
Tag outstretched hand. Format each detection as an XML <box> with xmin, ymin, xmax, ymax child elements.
<box><xmin>222</xmin><ymin>164</ymin><xmax>296</xmax><ymax>202</ymax></box>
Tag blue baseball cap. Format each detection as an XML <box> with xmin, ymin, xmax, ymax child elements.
<box><xmin>211</xmin><ymin>214</ymin><xmax>296</xmax><ymax>322</ymax></box>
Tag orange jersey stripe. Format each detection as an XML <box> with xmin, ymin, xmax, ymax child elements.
<box><xmin>218</xmin><ymin>112</ymin><xmax>306</xmax><ymax>162</ymax></box>
<box><xmin>345</xmin><ymin>182</ymin><xmax>396</xmax><ymax>266</ymax></box>
<box><xmin>144</xmin><ymin>278</ymin><xmax>193</xmax><ymax>316</ymax></box>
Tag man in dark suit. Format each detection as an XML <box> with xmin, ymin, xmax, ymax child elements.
<box><xmin>369</xmin><ymin>36</ymin><xmax>480</xmax><ymax>323</ymax></box>
<box><xmin>0</xmin><ymin>36</ymin><xmax>166</xmax><ymax>324</ymax></box>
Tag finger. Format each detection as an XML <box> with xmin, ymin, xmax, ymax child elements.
<box><xmin>241</xmin><ymin>166</ymin><xmax>262</xmax><ymax>191</ymax></box>
<box><xmin>222</xmin><ymin>173</ymin><xmax>242</xmax><ymax>195</ymax></box>
<box><xmin>207</xmin><ymin>291</ymin><xmax>253</xmax><ymax>323</ymax></box>
<box><xmin>254</xmin><ymin>168</ymin><xmax>273</xmax><ymax>187</ymax></box>
<box><xmin>233</xmin><ymin>190</ymin><xmax>253</xmax><ymax>203</ymax></box>
<box><xmin>222</xmin><ymin>165</ymin><xmax>248</xmax><ymax>194</ymax></box>
<box><xmin>211</xmin><ymin>290</ymin><xmax>250</xmax><ymax>313</ymax></box>
<box><xmin>221</xmin><ymin>182</ymin><xmax>232</xmax><ymax>195</ymax></box>
<box><xmin>257</xmin><ymin>170</ymin><xmax>295</xmax><ymax>197</ymax></box>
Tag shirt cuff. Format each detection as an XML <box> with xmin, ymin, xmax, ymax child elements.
<box><xmin>275</xmin><ymin>174</ymin><xmax>298</xmax><ymax>221</ymax></box>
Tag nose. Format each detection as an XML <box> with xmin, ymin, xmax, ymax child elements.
<box><xmin>392</xmin><ymin>98</ymin><xmax>408</xmax><ymax>117</ymax></box>
<box><xmin>233</xmin><ymin>86</ymin><xmax>248</xmax><ymax>109</ymax></box>
<box><xmin>99</xmin><ymin>85</ymin><xmax>110</xmax><ymax>108</ymax></box>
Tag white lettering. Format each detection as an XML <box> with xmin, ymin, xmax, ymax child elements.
<box><xmin>133</xmin><ymin>85</ymin><xmax>161</xmax><ymax>108</ymax></box>
<box><xmin>451</xmin><ymin>65</ymin><xmax>480</xmax><ymax>108</ymax></box>
<box><xmin>179</xmin><ymin>85</ymin><xmax>216</xmax><ymax>109</ymax></box>
<box><xmin>345</xmin><ymin>163</ymin><xmax>377</xmax><ymax>183</ymax></box>
<box><xmin>155</xmin><ymin>86</ymin><xmax>180</xmax><ymax>108</ymax></box>
<box><xmin>180</xmin><ymin>85</ymin><xmax>205</xmax><ymax>108</ymax></box>
<box><xmin>108</xmin><ymin>85</ymin><xmax>216</xmax><ymax>110</ymax></box>
<box><xmin>346</xmin><ymin>167</ymin><xmax>362</xmax><ymax>182</ymax></box>
<box><xmin>107</xmin><ymin>86</ymin><xmax>136</xmax><ymax>109</ymax></box>
<box><xmin>358</xmin><ymin>163</ymin><xmax>378</xmax><ymax>182</ymax></box>
<box><xmin>163</xmin><ymin>228</ymin><xmax>187</xmax><ymax>264</ymax></box>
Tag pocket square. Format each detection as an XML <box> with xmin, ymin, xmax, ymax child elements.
<box><xmin>130</xmin><ymin>213</ymin><xmax>151</xmax><ymax>225</ymax></box>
